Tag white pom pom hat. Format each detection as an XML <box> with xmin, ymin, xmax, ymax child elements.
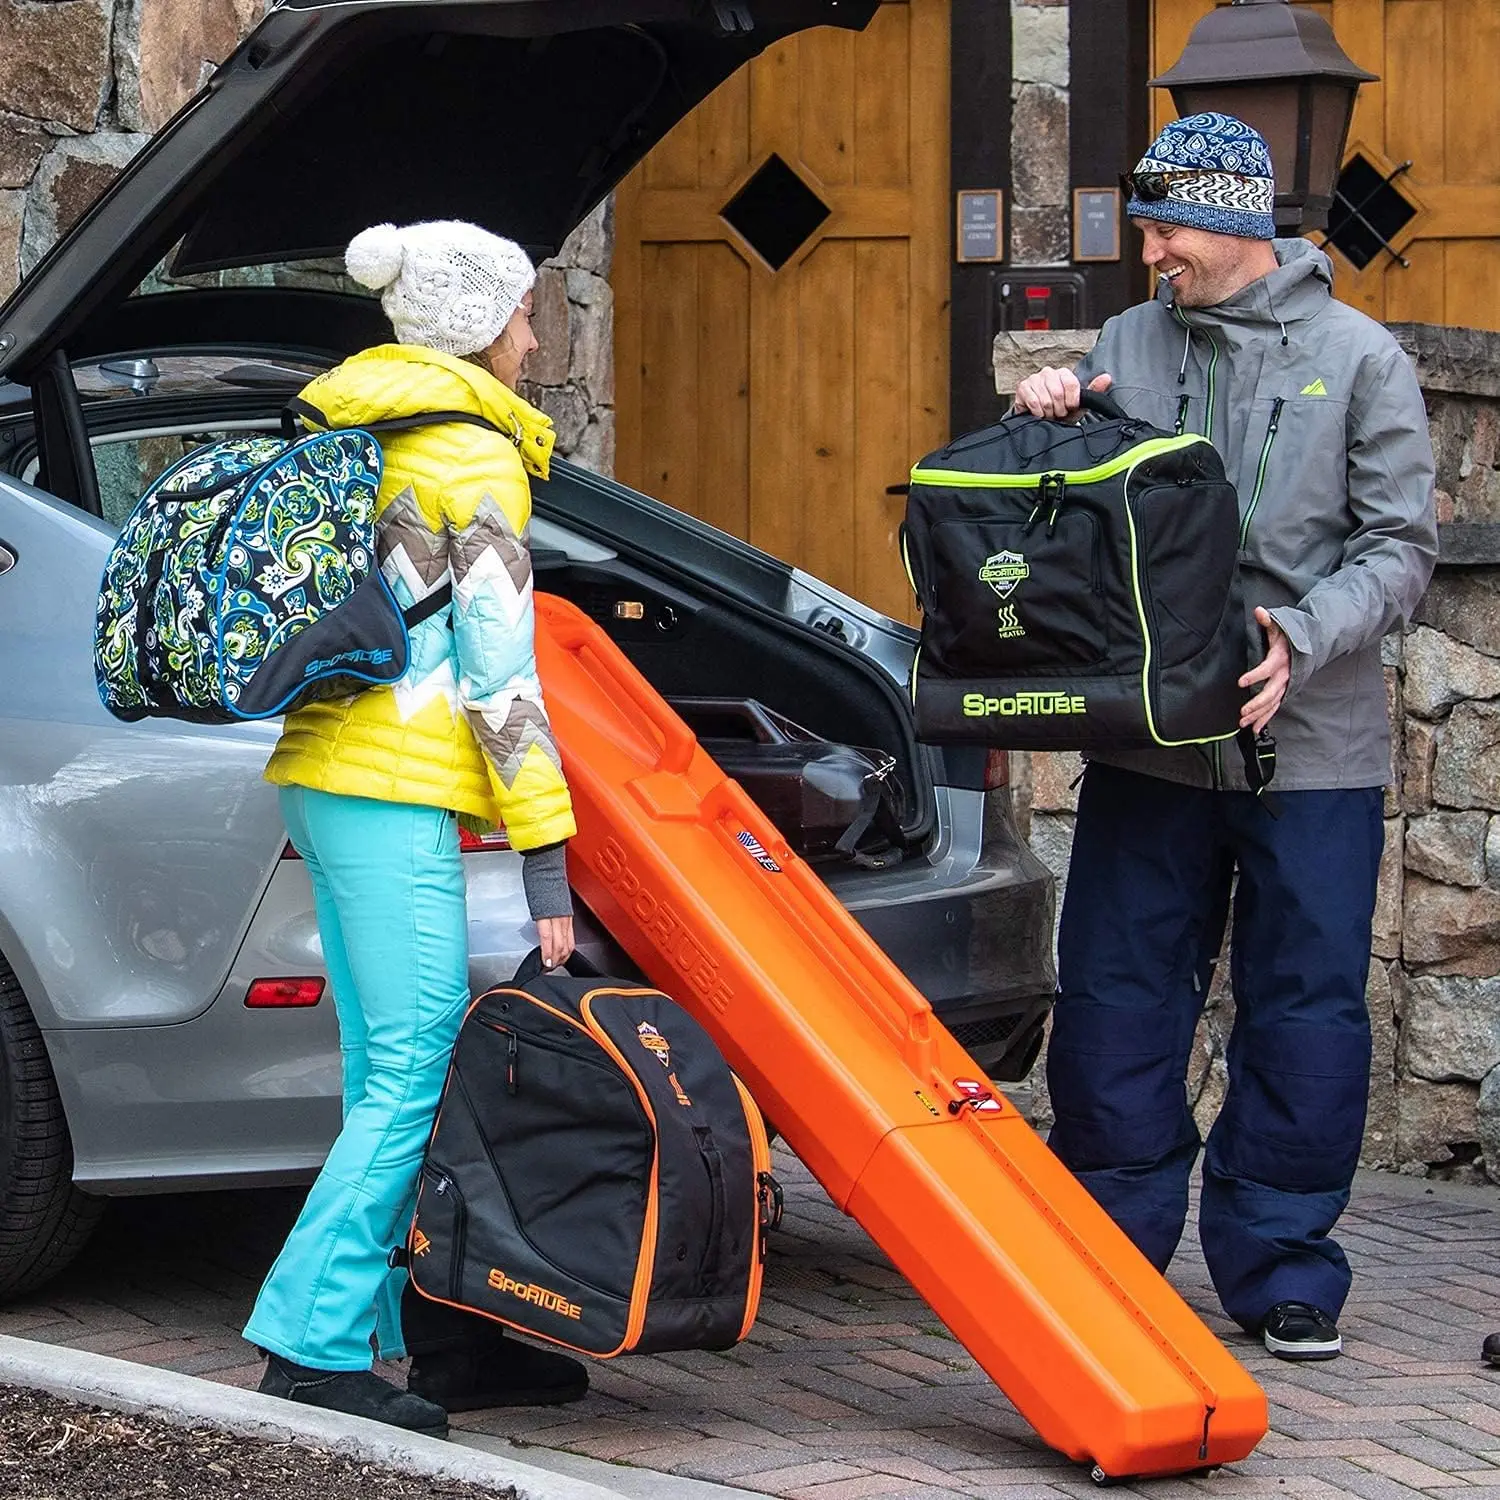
<box><xmin>345</xmin><ymin>220</ymin><xmax>537</xmax><ymax>357</ymax></box>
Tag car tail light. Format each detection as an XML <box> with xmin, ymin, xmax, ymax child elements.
<box><xmin>280</xmin><ymin>841</ymin><xmax>300</xmax><ymax>859</ymax></box>
<box><xmin>245</xmin><ymin>977</ymin><xmax>325</xmax><ymax>1008</ymax></box>
<box><xmin>983</xmin><ymin>749</ymin><xmax>1010</xmax><ymax>790</ymax></box>
<box><xmin>459</xmin><ymin>827</ymin><xmax>511</xmax><ymax>852</ymax></box>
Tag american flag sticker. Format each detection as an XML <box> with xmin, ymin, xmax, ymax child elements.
<box><xmin>735</xmin><ymin>829</ymin><xmax>782</xmax><ymax>873</ymax></box>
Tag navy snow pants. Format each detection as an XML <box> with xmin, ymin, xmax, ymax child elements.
<box><xmin>1046</xmin><ymin>763</ymin><xmax>1383</xmax><ymax>1330</ymax></box>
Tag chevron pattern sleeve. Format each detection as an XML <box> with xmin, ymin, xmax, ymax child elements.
<box><xmin>445</xmin><ymin>490</ymin><xmax>577</xmax><ymax>851</ymax></box>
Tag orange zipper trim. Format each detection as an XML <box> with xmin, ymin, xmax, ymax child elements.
<box><xmin>580</xmin><ymin>988</ymin><xmax>662</xmax><ymax>1353</ymax></box>
<box><xmin>733</xmin><ymin>1073</ymin><xmax>772</xmax><ymax>1342</ymax></box>
<box><xmin>411</xmin><ymin>985</ymin><xmax>642</xmax><ymax>1359</ymax></box>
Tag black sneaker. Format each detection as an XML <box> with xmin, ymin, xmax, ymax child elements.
<box><xmin>1262</xmin><ymin>1301</ymin><xmax>1342</xmax><ymax>1361</ymax></box>
<box><xmin>1482</xmin><ymin>1332</ymin><xmax>1500</xmax><ymax>1365</ymax></box>
<box><xmin>401</xmin><ymin>1283</ymin><xmax>588</xmax><ymax>1411</ymax></box>
<box><xmin>259</xmin><ymin>1353</ymin><xmax>449</xmax><ymax>1436</ymax></box>
<box><xmin>408</xmin><ymin>1329</ymin><xmax>589</xmax><ymax>1411</ymax></box>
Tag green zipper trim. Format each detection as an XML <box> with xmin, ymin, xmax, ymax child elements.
<box><xmin>1203</xmin><ymin>333</ymin><xmax>1219</xmax><ymax>444</ymax></box>
<box><xmin>910</xmin><ymin>434</ymin><xmax>1210</xmax><ymax>490</ymax></box>
<box><xmin>1171</xmin><ymin>309</ymin><xmax>1217</xmax><ymax>442</ymax></box>
<box><xmin>901</xmin><ymin>529</ymin><xmax>920</xmax><ymax>609</ymax></box>
<box><xmin>909</xmin><ymin>644</ymin><xmax>921</xmax><ymax>708</ymax></box>
<box><xmin>1121</xmin><ymin>450</ymin><xmax>1237</xmax><ymax>750</ymax></box>
<box><xmin>1239</xmin><ymin>399</ymin><xmax>1284</xmax><ymax>549</ymax></box>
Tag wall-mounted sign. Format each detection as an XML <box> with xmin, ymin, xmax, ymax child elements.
<box><xmin>1072</xmin><ymin>187</ymin><xmax>1122</xmax><ymax>263</ymax></box>
<box><xmin>956</xmin><ymin>189</ymin><xmax>1004</xmax><ymax>263</ymax></box>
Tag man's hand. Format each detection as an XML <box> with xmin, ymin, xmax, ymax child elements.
<box><xmin>537</xmin><ymin>915</ymin><xmax>575</xmax><ymax>970</ymax></box>
<box><xmin>1239</xmin><ymin>606</ymin><xmax>1291</xmax><ymax>733</ymax></box>
<box><xmin>1012</xmin><ymin>369</ymin><xmax>1114</xmax><ymax>420</ymax></box>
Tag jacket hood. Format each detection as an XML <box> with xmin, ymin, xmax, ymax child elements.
<box><xmin>1160</xmin><ymin>237</ymin><xmax>1334</xmax><ymax>332</ymax></box>
<box><xmin>299</xmin><ymin>344</ymin><xmax>556</xmax><ymax>480</ymax></box>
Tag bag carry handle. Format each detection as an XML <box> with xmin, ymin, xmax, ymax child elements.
<box><xmin>1075</xmin><ymin>388</ymin><xmax>1131</xmax><ymax>423</ymax></box>
<box><xmin>512</xmin><ymin>945</ymin><xmax>605</xmax><ymax>987</ymax></box>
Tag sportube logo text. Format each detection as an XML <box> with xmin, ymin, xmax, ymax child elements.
<box><xmin>963</xmin><ymin>691</ymin><xmax>1087</xmax><ymax>718</ymax></box>
<box><xmin>488</xmin><ymin>1268</ymin><xmax>583</xmax><ymax>1321</ymax></box>
<box><xmin>303</xmin><ymin>647</ymin><xmax>395</xmax><ymax>678</ymax></box>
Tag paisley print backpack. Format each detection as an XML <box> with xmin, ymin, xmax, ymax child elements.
<box><xmin>94</xmin><ymin>402</ymin><xmax>498</xmax><ymax>724</ymax></box>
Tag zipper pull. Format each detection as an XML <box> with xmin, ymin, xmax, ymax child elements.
<box><xmin>435</xmin><ymin>1175</ymin><xmax>450</xmax><ymax>1196</ymax></box>
<box><xmin>1175</xmin><ymin>394</ymin><xmax>1191</xmax><ymax>436</ymax></box>
<box><xmin>1268</xmin><ymin>396</ymin><xmax>1284</xmax><ymax>435</ymax></box>
<box><xmin>1043</xmin><ymin>472</ymin><xmax>1066</xmax><ymax>536</ymax></box>
<box><xmin>506</xmin><ymin>1030</ymin><xmax>519</xmax><ymax>1095</ymax></box>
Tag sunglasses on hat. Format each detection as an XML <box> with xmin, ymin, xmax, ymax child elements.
<box><xmin>1120</xmin><ymin>169</ymin><xmax>1259</xmax><ymax>202</ymax></box>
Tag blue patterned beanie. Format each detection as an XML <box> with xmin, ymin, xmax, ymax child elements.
<box><xmin>1128</xmin><ymin>112</ymin><xmax>1276</xmax><ymax>240</ymax></box>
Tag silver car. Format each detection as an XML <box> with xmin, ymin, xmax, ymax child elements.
<box><xmin>0</xmin><ymin>0</ymin><xmax>1055</xmax><ymax>1299</ymax></box>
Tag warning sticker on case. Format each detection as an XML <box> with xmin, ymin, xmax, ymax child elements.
<box><xmin>954</xmin><ymin>1078</ymin><xmax>1002</xmax><ymax>1112</ymax></box>
<box><xmin>736</xmin><ymin>829</ymin><xmax>782</xmax><ymax>873</ymax></box>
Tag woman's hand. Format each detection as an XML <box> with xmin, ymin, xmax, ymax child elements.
<box><xmin>537</xmin><ymin>915</ymin><xmax>575</xmax><ymax>970</ymax></box>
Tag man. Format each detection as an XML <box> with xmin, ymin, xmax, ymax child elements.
<box><xmin>1014</xmin><ymin>113</ymin><xmax>1436</xmax><ymax>1360</ymax></box>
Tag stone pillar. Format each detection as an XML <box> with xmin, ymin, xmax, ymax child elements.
<box><xmin>0</xmin><ymin>0</ymin><xmax>269</xmax><ymax>294</ymax></box>
<box><xmin>520</xmin><ymin>200</ymin><xmax>616</xmax><ymax>474</ymax></box>
<box><xmin>995</xmin><ymin>322</ymin><xmax>1500</xmax><ymax>1182</ymax></box>
<box><xmin>0</xmin><ymin>0</ymin><xmax>616</xmax><ymax>472</ymax></box>
<box><xmin>1009</xmin><ymin>0</ymin><xmax>1070</xmax><ymax>267</ymax></box>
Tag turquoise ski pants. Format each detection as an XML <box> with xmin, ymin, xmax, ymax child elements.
<box><xmin>243</xmin><ymin>787</ymin><xmax>470</xmax><ymax>1369</ymax></box>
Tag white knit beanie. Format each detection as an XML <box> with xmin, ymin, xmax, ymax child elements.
<box><xmin>344</xmin><ymin>220</ymin><xmax>536</xmax><ymax>357</ymax></box>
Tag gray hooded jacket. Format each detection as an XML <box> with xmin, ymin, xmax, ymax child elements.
<box><xmin>1074</xmin><ymin>238</ymin><xmax>1437</xmax><ymax>791</ymax></box>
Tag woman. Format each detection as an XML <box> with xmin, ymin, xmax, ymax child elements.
<box><xmin>243</xmin><ymin>220</ymin><xmax>589</xmax><ymax>1434</ymax></box>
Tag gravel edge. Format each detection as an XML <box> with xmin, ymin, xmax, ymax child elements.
<box><xmin>0</xmin><ymin>1334</ymin><xmax>628</xmax><ymax>1500</ymax></box>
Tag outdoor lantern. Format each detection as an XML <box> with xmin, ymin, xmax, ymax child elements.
<box><xmin>1150</xmin><ymin>0</ymin><xmax>1378</xmax><ymax>233</ymax></box>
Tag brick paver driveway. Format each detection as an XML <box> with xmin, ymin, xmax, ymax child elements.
<box><xmin>1</xmin><ymin>1149</ymin><xmax>1497</xmax><ymax>1500</ymax></box>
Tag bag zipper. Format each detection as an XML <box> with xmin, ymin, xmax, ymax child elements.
<box><xmin>1121</xmin><ymin>465</ymin><xmax>1239</xmax><ymax>751</ymax></box>
<box><xmin>420</xmin><ymin>1164</ymin><xmax>467</xmax><ymax>1302</ymax></box>
<box><xmin>1239</xmin><ymin>398</ymin><xmax>1284</xmax><ymax>549</ymax></box>
<box><xmin>579</xmin><ymin>991</ymin><xmax>664</xmax><ymax>1352</ymax></box>
<box><xmin>732</xmin><ymin>1075</ymin><xmax>776</xmax><ymax>1343</ymax></box>
<box><xmin>691</xmin><ymin>1125</ymin><xmax>728</xmax><ymax>1295</ymax></box>
<box><xmin>910</xmin><ymin>434</ymin><xmax>1209</xmax><ymax>491</ymax></box>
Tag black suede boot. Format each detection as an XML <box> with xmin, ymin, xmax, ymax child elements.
<box><xmin>259</xmin><ymin>1351</ymin><xmax>448</xmax><ymax>1436</ymax></box>
<box><xmin>402</xmin><ymin>1284</ymin><xmax>589</xmax><ymax>1411</ymax></box>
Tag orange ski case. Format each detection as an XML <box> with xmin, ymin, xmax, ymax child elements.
<box><xmin>534</xmin><ymin>594</ymin><xmax>1268</xmax><ymax>1480</ymax></box>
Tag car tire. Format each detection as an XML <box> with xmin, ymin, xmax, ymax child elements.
<box><xmin>0</xmin><ymin>955</ymin><xmax>103</xmax><ymax>1299</ymax></box>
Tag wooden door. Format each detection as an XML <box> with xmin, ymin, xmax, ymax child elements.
<box><xmin>613</xmin><ymin>0</ymin><xmax>950</xmax><ymax>624</ymax></box>
<box><xmin>1152</xmin><ymin>0</ymin><xmax>1500</xmax><ymax>331</ymax></box>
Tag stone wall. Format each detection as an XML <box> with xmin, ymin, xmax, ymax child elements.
<box><xmin>1009</xmin><ymin>0</ymin><xmax>1070</xmax><ymax>267</ymax></box>
<box><xmin>0</xmin><ymin>0</ymin><xmax>615</xmax><ymax>470</ymax></box>
<box><xmin>994</xmin><ymin>323</ymin><xmax>1500</xmax><ymax>1184</ymax></box>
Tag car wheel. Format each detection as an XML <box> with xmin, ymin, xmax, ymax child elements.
<box><xmin>0</xmin><ymin>956</ymin><xmax>104</xmax><ymax>1299</ymax></box>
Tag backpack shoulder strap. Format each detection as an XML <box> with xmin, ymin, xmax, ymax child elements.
<box><xmin>281</xmin><ymin>396</ymin><xmax>506</xmax><ymax>440</ymax></box>
<box><xmin>280</xmin><ymin>398</ymin><xmax>509</xmax><ymax>633</ymax></box>
<box><xmin>402</xmin><ymin>584</ymin><xmax>452</xmax><ymax>631</ymax></box>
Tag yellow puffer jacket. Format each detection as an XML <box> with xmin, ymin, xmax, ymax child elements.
<box><xmin>264</xmin><ymin>344</ymin><xmax>577</xmax><ymax>852</ymax></box>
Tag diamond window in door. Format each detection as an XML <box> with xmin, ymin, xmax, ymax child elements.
<box><xmin>1325</xmin><ymin>152</ymin><xmax>1421</xmax><ymax>272</ymax></box>
<box><xmin>720</xmin><ymin>154</ymin><xmax>832</xmax><ymax>271</ymax></box>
